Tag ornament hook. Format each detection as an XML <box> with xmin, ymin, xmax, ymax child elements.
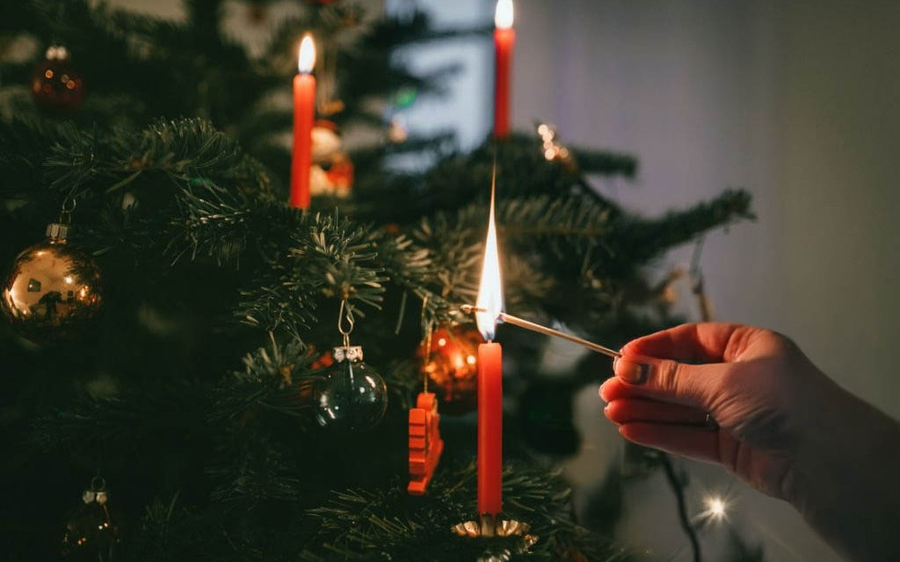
<box><xmin>338</xmin><ymin>299</ymin><xmax>355</xmax><ymax>347</ymax></box>
<box><xmin>90</xmin><ymin>475</ymin><xmax>106</xmax><ymax>492</ymax></box>
<box><xmin>59</xmin><ymin>196</ymin><xmax>77</xmax><ymax>225</ymax></box>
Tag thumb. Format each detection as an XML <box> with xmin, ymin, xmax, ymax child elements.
<box><xmin>613</xmin><ymin>354</ymin><xmax>726</xmax><ymax>410</ymax></box>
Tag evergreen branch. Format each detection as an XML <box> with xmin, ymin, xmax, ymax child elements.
<box><xmin>606</xmin><ymin>189</ymin><xmax>754</xmax><ymax>267</ymax></box>
<box><xmin>303</xmin><ymin>462</ymin><xmax>629</xmax><ymax>562</ymax></box>
<box><xmin>572</xmin><ymin>146</ymin><xmax>639</xmax><ymax>178</ymax></box>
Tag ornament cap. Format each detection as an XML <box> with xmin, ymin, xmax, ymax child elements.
<box><xmin>333</xmin><ymin>345</ymin><xmax>363</xmax><ymax>362</ymax></box>
<box><xmin>45</xmin><ymin>45</ymin><xmax>71</xmax><ymax>61</ymax></box>
<box><xmin>45</xmin><ymin>222</ymin><xmax>69</xmax><ymax>242</ymax></box>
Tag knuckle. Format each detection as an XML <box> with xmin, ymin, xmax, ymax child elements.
<box><xmin>654</xmin><ymin>359</ymin><xmax>681</xmax><ymax>392</ymax></box>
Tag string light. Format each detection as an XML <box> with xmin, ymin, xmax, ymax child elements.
<box><xmin>697</xmin><ymin>494</ymin><xmax>729</xmax><ymax>524</ymax></box>
<box><xmin>536</xmin><ymin>122</ymin><xmax>575</xmax><ymax>169</ymax></box>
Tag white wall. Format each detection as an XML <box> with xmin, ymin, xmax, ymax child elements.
<box><xmin>511</xmin><ymin>1</ymin><xmax>900</xmax><ymax>560</ymax></box>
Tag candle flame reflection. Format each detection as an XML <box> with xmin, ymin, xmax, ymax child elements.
<box><xmin>495</xmin><ymin>0</ymin><xmax>514</xmax><ymax>29</ymax></box>
<box><xmin>298</xmin><ymin>34</ymin><xmax>316</xmax><ymax>74</ymax></box>
<box><xmin>475</xmin><ymin>178</ymin><xmax>503</xmax><ymax>341</ymax></box>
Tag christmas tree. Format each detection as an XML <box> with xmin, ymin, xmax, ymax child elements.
<box><xmin>1</xmin><ymin>1</ymin><xmax>756</xmax><ymax>560</ymax></box>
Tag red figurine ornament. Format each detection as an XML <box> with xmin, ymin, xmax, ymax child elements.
<box><xmin>407</xmin><ymin>392</ymin><xmax>443</xmax><ymax>495</ymax></box>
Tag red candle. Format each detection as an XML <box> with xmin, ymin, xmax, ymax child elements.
<box><xmin>493</xmin><ymin>0</ymin><xmax>515</xmax><ymax>139</ymax></box>
<box><xmin>478</xmin><ymin>341</ymin><xmax>502</xmax><ymax>515</ymax></box>
<box><xmin>291</xmin><ymin>34</ymin><xmax>316</xmax><ymax>210</ymax></box>
<box><xmin>475</xmin><ymin>182</ymin><xmax>504</xmax><ymax>518</ymax></box>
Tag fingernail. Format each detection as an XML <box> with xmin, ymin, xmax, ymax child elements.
<box><xmin>598</xmin><ymin>379</ymin><xmax>610</xmax><ymax>402</ymax></box>
<box><xmin>616</xmin><ymin>358</ymin><xmax>650</xmax><ymax>385</ymax></box>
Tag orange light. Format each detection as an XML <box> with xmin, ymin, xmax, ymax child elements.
<box><xmin>495</xmin><ymin>0</ymin><xmax>514</xmax><ymax>29</ymax></box>
<box><xmin>298</xmin><ymin>34</ymin><xmax>316</xmax><ymax>74</ymax></box>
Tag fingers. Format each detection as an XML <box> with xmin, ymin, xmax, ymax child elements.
<box><xmin>617</xmin><ymin>422</ymin><xmax>738</xmax><ymax>466</ymax></box>
<box><xmin>601</xmin><ymin>377</ymin><xmax>653</xmax><ymax>402</ymax></box>
<box><xmin>604</xmin><ymin>398</ymin><xmax>708</xmax><ymax>426</ymax></box>
<box><xmin>611</xmin><ymin>354</ymin><xmax>727</xmax><ymax>409</ymax></box>
<box><xmin>622</xmin><ymin>322</ymin><xmax>758</xmax><ymax>363</ymax></box>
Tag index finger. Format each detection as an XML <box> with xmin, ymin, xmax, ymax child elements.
<box><xmin>622</xmin><ymin>323</ymin><xmax>752</xmax><ymax>363</ymax></box>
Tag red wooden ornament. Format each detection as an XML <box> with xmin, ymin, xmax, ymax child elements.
<box><xmin>407</xmin><ymin>392</ymin><xmax>444</xmax><ymax>495</ymax></box>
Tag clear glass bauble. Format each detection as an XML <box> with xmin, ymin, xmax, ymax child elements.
<box><xmin>314</xmin><ymin>346</ymin><xmax>388</xmax><ymax>431</ymax></box>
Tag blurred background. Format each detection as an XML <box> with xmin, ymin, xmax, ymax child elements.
<box><xmin>28</xmin><ymin>0</ymin><xmax>900</xmax><ymax>559</ymax></box>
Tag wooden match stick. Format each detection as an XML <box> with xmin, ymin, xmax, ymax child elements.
<box><xmin>460</xmin><ymin>305</ymin><xmax>621</xmax><ymax>359</ymax></box>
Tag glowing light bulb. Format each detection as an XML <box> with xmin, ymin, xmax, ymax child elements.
<box><xmin>701</xmin><ymin>495</ymin><xmax>729</xmax><ymax>523</ymax></box>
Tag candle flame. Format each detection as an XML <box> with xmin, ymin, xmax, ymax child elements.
<box><xmin>495</xmin><ymin>0</ymin><xmax>514</xmax><ymax>29</ymax></box>
<box><xmin>298</xmin><ymin>34</ymin><xmax>316</xmax><ymax>74</ymax></box>
<box><xmin>475</xmin><ymin>174</ymin><xmax>504</xmax><ymax>341</ymax></box>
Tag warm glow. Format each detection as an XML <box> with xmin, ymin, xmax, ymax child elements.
<box><xmin>298</xmin><ymin>34</ymin><xmax>316</xmax><ymax>74</ymax></box>
<box><xmin>438</xmin><ymin>337</ymin><xmax>447</xmax><ymax>347</ymax></box>
<box><xmin>702</xmin><ymin>496</ymin><xmax>729</xmax><ymax>522</ymax></box>
<box><xmin>475</xmin><ymin>185</ymin><xmax>503</xmax><ymax>340</ymax></box>
<box><xmin>495</xmin><ymin>0</ymin><xmax>514</xmax><ymax>29</ymax></box>
<box><xmin>466</xmin><ymin>355</ymin><xmax>477</xmax><ymax>365</ymax></box>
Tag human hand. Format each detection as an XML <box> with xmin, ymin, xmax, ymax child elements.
<box><xmin>599</xmin><ymin>322</ymin><xmax>900</xmax><ymax>562</ymax></box>
<box><xmin>599</xmin><ymin>323</ymin><xmax>837</xmax><ymax>500</ymax></box>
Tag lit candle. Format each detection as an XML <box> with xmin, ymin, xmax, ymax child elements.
<box><xmin>291</xmin><ymin>34</ymin><xmax>316</xmax><ymax>209</ymax></box>
<box><xmin>475</xmin><ymin>180</ymin><xmax>504</xmax><ymax>520</ymax></box>
<box><xmin>493</xmin><ymin>0</ymin><xmax>515</xmax><ymax>139</ymax></box>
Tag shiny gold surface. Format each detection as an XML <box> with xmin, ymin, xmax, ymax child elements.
<box><xmin>1</xmin><ymin>240</ymin><xmax>102</xmax><ymax>339</ymax></box>
<box><xmin>451</xmin><ymin>517</ymin><xmax>539</xmax><ymax>561</ymax></box>
<box><xmin>451</xmin><ymin>516</ymin><xmax>533</xmax><ymax>538</ymax></box>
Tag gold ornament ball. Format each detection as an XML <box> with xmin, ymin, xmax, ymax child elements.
<box><xmin>1</xmin><ymin>238</ymin><xmax>103</xmax><ymax>341</ymax></box>
<box><xmin>418</xmin><ymin>326</ymin><xmax>481</xmax><ymax>414</ymax></box>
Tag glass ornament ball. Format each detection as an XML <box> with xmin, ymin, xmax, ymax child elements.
<box><xmin>1</xmin><ymin>226</ymin><xmax>103</xmax><ymax>342</ymax></box>
<box><xmin>61</xmin><ymin>485</ymin><xmax>118</xmax><ymax>561</ymax></box>
<box><xmin>31</xmin><ymin>45</ymin><xmax>86</xmax><ymax>113</ymax></box>
<box><xmin>314</xmin><ymin>346</ymin><xmax>388</xmax><ymax>431</ymax></box>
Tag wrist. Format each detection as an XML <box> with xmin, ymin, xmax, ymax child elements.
<box><xmin>789</xmin><ymin>372</ymin><xmax>900</xmax><ymax>561</ymax></box>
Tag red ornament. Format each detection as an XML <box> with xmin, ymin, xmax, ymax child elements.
<box><xmin>310</xmin><ymin>349</ymin><xmax>334</xmax><ymax>371</ymax></box>
<box><xmin>310</xmin><ymin>120</ymin><xmax>354</xmax><ymax>199</ymax></box>
<box><xmin>418</xmin><ymin>327</ymin><xmax>481</xmax><ymax>414</ymax></box>
<box><xmin>31</xmin><ymin>46</ymin><xmax>85</xmax><ymax>113</ymax></box>
<box><xmin>407</xmin><ymin>392</ymin><xmax>443</xmax><ymax>495</ymax></box>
